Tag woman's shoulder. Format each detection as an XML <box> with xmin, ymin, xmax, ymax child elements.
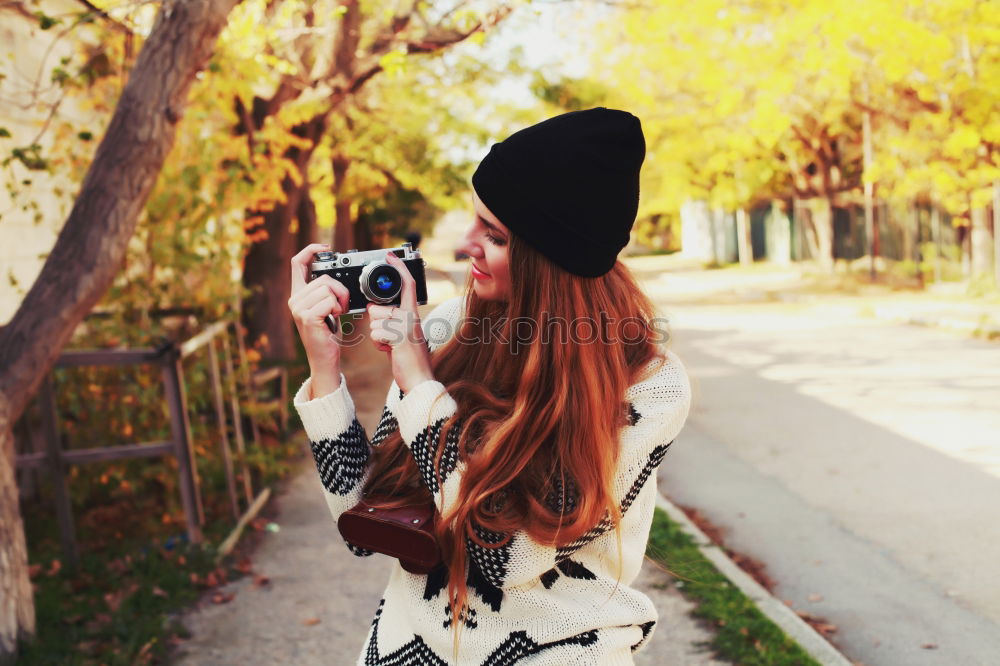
<box><xmin>422</xmin><ymin>295</ymin><xmax>466</xmax><ymax>352</ymax></box>
<box><xmin>625</xmin><ymin>344</ymin><xmax>691</xmax><ymax>410</ymax></box>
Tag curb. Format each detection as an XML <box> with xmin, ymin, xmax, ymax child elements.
<box><xmin>655</xmin><ymin>494</ymin><xmax>853</xmax><ymax>666</ymax></box>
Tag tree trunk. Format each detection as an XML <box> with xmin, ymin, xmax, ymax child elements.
<box><xmin>931</xmin><ymin>204</ymin><xmax>942</xmax><ymax>283</ymax></box>
<box><xmin>736</xmin><ymin>207</ymin><xmax>752</xmax><ymax>266</ymax></box>
<box><xmin>0</xmin><ymin>0</ymin><xmax>238</xmax><ymax>659</ymax></box>
<box><xmin>797</xmin><ymin>199</ymin><xmax>818</xmax><ymax>261</ymax></box>
<box><xmin>903</xmin><ymin>203</ymin><xmax>915</xmax><ymax>266</ymax></box>
<box><xmin>970</xmin><ymin>205</ymin><xmax>991</xmax><ymax>279</ymax></box>
<box><xmin>332</xmin><ymin>154</ymin><xmax>353</xmax><ymax>251</ymax></box>
<box><xmin>766</xmin><ymin>199</ymin><xmax>792</xmax><ymax>265</ymax></box>
<box><xmin>807</xmin><ymin>197</ymin><xmax>835</xmax><ymax>273</ymax></box>
<box><xmin>297</xmin><ymin>180</ymin><xmax>318</xmax><ymax>250</ymax></box>
<box><xmin>0</xmin><ymin>410</ymin><xmax>32</xmax><ymax>666</ymax></box>
<box><xmin>242</xmin><ymin>117</ymin><xmax>327</xmax><ymax>362</ymax></box>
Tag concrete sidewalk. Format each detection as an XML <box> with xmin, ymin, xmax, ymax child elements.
<box><xmin>171</xmin><ymin>308</ymin><xmax>729</xmax><ymax>665</ymax></box>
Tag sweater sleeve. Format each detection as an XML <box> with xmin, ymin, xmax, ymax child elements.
<box><xmin>292</xmin><ymin>372</ymin><xmax>400</xmax><ymax>557</ymax></box>
<box><xmin>393</xmin><ymin>348</ymin><xmax>692</xmax><ymax>590</ymax></box>
<box><xmin>290</xmin><ymin>295</ymin><xmax>464</xmax><ymax>556</ymax></box>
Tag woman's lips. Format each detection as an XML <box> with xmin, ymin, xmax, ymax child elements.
<box><xmin>471</xmin><ymin>263</ymin><xmax>491</xmax><ymax>280</ymax></box>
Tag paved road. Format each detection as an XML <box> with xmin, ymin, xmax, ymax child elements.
<box><xmin>173</xmin><ymin>307</ymin><xmax>727</xmax><ymax>665</ymax></box>
<box><xmin>649</xmin><ymin>282</ymin><xmax>1000</xmax><ymax>665</ymax></box>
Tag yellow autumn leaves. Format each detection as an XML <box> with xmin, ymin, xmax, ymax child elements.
<box><xmin>592</xmin><ymin>0</ymin><xmax>999</xmax><ymax>221</ymax></box>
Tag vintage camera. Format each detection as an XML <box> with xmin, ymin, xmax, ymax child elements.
<box><xmin>310</xmin><ymin>242</ymin><xmax>428</xmax><ymax>334</ymax></box>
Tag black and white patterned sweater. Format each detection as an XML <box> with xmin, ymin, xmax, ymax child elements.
<box><xmin>293</xmin><ymin>295</ymin><xmax>692</xmax><ymax>665</ymax></box>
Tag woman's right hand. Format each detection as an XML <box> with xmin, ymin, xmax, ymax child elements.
<box><xmin>289</xmin><ymin>244</ymin><xmax>350</xmax><ymax>386</ymax></box>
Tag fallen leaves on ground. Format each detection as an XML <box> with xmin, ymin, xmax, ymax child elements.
<box><xmin>84</xmin><ymin>613</ymin><xmax>113</xmax><ymax>633</ymax></box>
<box><xmin>211</xmin><ymin>592</ymin><xmax>236</xmax><ymax>604</ymax></box>
<box><xmin>302</xmin><ymin>617</ymin><xmax>321</xmax><ymax>626</ymax></box>
<box><xmin>253</xmin><ymin>574</ymin><xmax>271</xmax><ymax>587</ymax></box>
<box><xmin>675</xmin><ymin>504</ymin><xmax>777</xmax><ymax>592</ymax></box>
<box><xmin>104</xmin><ymin>590</ymin><xmax>124</xmax><ymax>612</ymax></box>
<box><xmin>794</xmin><ymin>609</ymin><xmax>838</xmax><ymax>637</ymax></box>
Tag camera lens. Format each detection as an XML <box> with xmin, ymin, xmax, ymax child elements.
<box><xmin>360</xmin><ymin>262</ymin><xmax>401</xmax><ymax>303</ymax></box>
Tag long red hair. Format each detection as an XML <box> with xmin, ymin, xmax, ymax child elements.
<box><xmin>363</xmin><ymin>230</ymin><xmax>669</xmax><ymax>654</ymax></box>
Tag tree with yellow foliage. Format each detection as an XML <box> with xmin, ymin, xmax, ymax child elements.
<box><xmin>592</xmin><ymin>0</ymin><xmax>998</xmax><ymax>277</ymax></box>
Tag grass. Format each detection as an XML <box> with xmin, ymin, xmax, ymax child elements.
<box><xmin>646</xmin><ymin>507</ymin><xmax>821</xmax><ymax>666</ymax></box>
<box><xmin>18</xmin><ymin>533</ymin><xmax>223</xmax><ymax>665</ymax></box>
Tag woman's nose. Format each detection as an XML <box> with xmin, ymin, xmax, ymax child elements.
<box><xmin>456</xmin><ymin>225</ymin><xmax>481</xmax><ymax>258</ymax></box>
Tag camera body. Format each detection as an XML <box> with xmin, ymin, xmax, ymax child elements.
<box><xmin>310</xmin><ymin>242</ymin><xmax>428</xmax><ymax>314</ymax></box>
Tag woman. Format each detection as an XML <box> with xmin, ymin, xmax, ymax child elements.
<box><xmin>288</xmin><ymin>108</ymin><xmax>692</xmax><ymax>665</ymax></box>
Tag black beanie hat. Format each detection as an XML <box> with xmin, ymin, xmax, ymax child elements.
<box><xmin>471</xmin><ymin>107</ymin><xmax>645</xmax><ymax>278</ymax></box>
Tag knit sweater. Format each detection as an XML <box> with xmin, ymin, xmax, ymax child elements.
<box><xmin>293</xmin><ymin>295</ymin><xmax>692</xmax><ymax>665</ymax></box>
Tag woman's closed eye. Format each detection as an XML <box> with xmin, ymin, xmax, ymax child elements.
<box><xmin>485</xmin><ymin>231</ymin><xmax>506</xmax><ymax>247</ymax></box>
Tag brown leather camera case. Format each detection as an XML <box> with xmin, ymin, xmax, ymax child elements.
<box><xmin>338</xmin><ymin>498</ymin><xmax>442</xmax><ymax>574</ymax></box>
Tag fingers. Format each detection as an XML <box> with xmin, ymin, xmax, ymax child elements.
<box><xmin>289</xmin><ymin>275</ymin><xmax>350</xmax><ymax>316</ymax></box>
<box><xmin>296</xmin><ymin>287</ymin><xmax>339</xmax><ymax>320</ymax></box>
<box><xmin>322</xmin><ymin>276</ymin><xmax>351</xmax><ymax>313</ymax></box>
<box><xmin>366</xmin><ymin>303</ymin><xmax>401</xmax><ymax>320</ymax></box>
<box><xmin>289</xmin><ymin>282</ymin><xmax>350</xmax><ymax>330</ymax></box>
<box><xmin>384</xmin><ymin>253</ymin><xmax>418</xmax><ymax>312</ymax></box>
<box><xmin>305</xmin><ymin>293</ymin><xmax>340</xmax><ymax>321</ymax></box>
<box><xmin>369</xmin><ymin>315</ymin><xmax>405</xmax><ymax>340</ymax></box>
<box><xmin>290</xmin><ymin>243</ymin><xmax>332</xmax><ymax>293</ymax></box>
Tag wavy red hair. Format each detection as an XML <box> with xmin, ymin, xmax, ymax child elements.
<box><xmin>362</xmin><ymin>230</ymin><xmax>669</xmax><ymax>656</ymax></box>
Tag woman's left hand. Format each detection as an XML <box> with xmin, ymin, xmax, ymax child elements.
<box><xmin>366</xmin><ymin>252</ymin><xmax>435</xmax><ymax>394</ymax></box>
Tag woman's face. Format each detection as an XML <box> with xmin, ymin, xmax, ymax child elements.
<box><xmin>457</xmin><ymin>189</ymin><xmax>512</xmax><ymax>301</ymax></box>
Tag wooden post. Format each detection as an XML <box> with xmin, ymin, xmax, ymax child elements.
<box><xmin>161</xmin><ymin>345</ymin><xmax>203</xmax><ymax>544</ymax></box>
<box><xmin>233</xmin><ymin>319</ymin><xmax>263</xmax><ymax>450</ymax></box>
<box><xmin>12</xmin><ymin>416</ymin><xmax>38</xmax><ymax>503</ymax></box>
<box><xmin>37</xmin><ymin>374</ymin><xmax>78</xmax><ymax>569</ymax></box>
<box><xmin>221</xmin><ymin>330</ymin><xmax>254</xmax><ymax>505</ymax></box>
<box><xmin>208</xmin><ymin>338</ymin><xmax>240</xmax><ymax>520</ymax></box>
